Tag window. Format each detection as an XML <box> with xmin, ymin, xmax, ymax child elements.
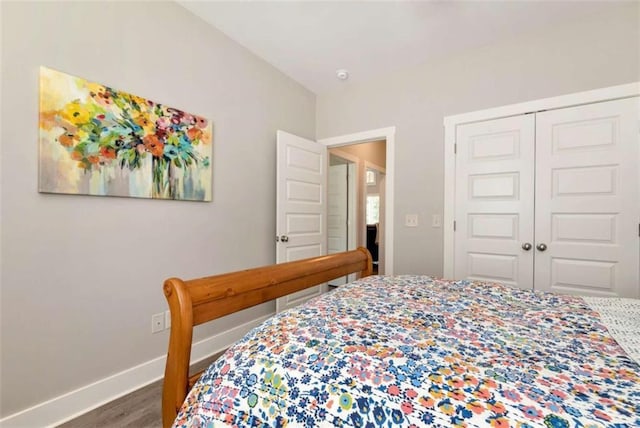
<box><xmin>366</xmin><ymin>195</ymin><xmax>380</xmax><ymax>224</ymax></box>
<box><xmin>366</xmin><ymin>169</ymin><xmax>376</xmax><ymax>185</ymax></box>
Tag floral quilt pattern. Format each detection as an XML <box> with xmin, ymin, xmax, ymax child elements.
<box><xmin>174</xmin><ymin>276</ymin><xmax>640</xmax><ymax>427</ymax></box>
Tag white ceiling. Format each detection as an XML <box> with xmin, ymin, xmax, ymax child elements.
<box><xmin>178</xmin><ymin>1</ymin><xmax>618</xmax><ymax>94</ymax></box>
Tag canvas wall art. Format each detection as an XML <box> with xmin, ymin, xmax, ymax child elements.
<box><xmin>39</xmin><ymin>67</ymin><xmax>212</xmax><ymax>201</ymax></box>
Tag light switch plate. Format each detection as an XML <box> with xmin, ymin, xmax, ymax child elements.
<box><xmin>432</xmin><ymin>214</ymin><xmax>441</xmax><ymax>228</ymax></box>
<box><xmin>405</xmin><ymin>214</ymin><xmax>418</xmax><ymax>227</ymax></box>
<box><xmin>151</xmin><ymin>313</ymin><xmax>164</xmax><ymax>334</ymax></box>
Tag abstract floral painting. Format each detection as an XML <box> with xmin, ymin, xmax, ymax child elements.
<box><xmin>39</xmin><ymin>67</ymin><xmax>212</xmax><ymax>201</ymax></box>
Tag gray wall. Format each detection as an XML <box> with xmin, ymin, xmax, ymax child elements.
<box><xmin>0</xmin><ymin>1</ymin><xmax>315</xmax><ymax>417</ymax></box>
<box><xmin>316</xmin><ymin>3</ymin><xmax>640</xmax><ymax>276</ymax></box>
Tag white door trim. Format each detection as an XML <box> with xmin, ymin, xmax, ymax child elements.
<box><xmin>319</xmin><ymin>126</ymin><xmax>395</xmax><ymax>275</ymax></box>
<box><xmin>444</xmin><ymin>82</ymin><xmax>640</xmax><ymax>127</ymax></box>
<box><xmin>443</xmin><ymin>82</ymin><xmax>640</xmax><ymax>278</ymax></box>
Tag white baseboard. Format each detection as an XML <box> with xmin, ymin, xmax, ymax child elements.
<box><xmin>0</xmin><ymin>314</ymin><xmax>273</xmax><ymax>428</ymax></box>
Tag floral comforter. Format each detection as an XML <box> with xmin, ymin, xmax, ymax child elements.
<box><xmin>174</xmin><ymin>276</ymin><xmax>640</xmax><ymax>427</ymax></box>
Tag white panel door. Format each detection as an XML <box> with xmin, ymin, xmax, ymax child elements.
<box><xmin>327</xmin><ymin>164</ymin><xmax>348</xmax><ymax>285</ymax></box>
<box><xmin>534</xmin><ymin>97</ymin><xmax>639</xmax><ymax>297</ymax></box>
<box><xmin>276</xmin><ymin>130</ymin><xmax>327</xmax><ymax>312</ymax></box>
<box><xmin>454</xmin><ymin>115</ymin><xmax>535</xmax><ymax>289</ymax></box>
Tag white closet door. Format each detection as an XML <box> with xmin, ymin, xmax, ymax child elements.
<box><xmin>534</xmin><ymin>97</ymin><xmax>639</xmax><ymax>298</ymax></box>
<box><xmin>454</xmin><ymin>115</ymin><xmax>535</xmax><ymax>289</ymax></box>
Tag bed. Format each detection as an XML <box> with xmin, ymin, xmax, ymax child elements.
<box><xmin>162</xmin><ymin>248</ymin><xmax>640</xmax><ymax>427</ymax></box>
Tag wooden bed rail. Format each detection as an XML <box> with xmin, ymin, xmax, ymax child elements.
<box><xmin>162</xmin><ymin>247</ymin><xmax>372</xmax><ymax>428</ymax></box>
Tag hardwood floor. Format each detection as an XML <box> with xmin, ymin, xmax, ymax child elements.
<box><xmin>58</xmin><ymin>352</ymin><xmax>224</xmax><ymax>428</ymax></box>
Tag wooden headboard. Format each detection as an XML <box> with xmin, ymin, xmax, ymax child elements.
<box><xmin>161</xmin><ymin>247</ymin><xmax>372</xmax><ymax>428</ymax></box>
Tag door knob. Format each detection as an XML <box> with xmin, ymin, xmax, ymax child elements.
<box><xmin>536</xmin><ymin>243</ymin><xmax>547</xmax><ymax>251</ymax></box>
<box><xmin>521</xmin><ymin>242</ymin><xmax>532</xmax><ymax>251</ymax></box>
<box><xmin>280</xmin><ymin>235</ymin><xmax>289</xmax><ymax>243</ymax></box>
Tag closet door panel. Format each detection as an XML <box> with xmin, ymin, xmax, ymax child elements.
<box><xmin>454</xmin><ymin>115</ymin><xmax>535</xmax><ymax>289</ymax></box>
<box><xmin>534</xmin><ymin>97</ymin><xmax>639</xmax><ymax>298</ymax></box>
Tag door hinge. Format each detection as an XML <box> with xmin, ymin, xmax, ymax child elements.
<box><xmin>454</xmin><ymin>143</ymin><xmax>457</xmax><ymax>155</ymax></box>
<box><xmin>453</xmin><ymin>221</ymin><xmax>457</xmax><ymax>231</ymax></box>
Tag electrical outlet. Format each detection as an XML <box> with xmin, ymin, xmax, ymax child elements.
<box><xmin>165</xmin><ymin>310</ymin><xmax>171</xmax><ymax>330</ymax></box>
<box><xmin>151</xmin><ymin>313</ymin><xmax>164</xmax><ymax>334</ymax></box>
<box><xmin>405</xmin><ymin>214</ymin><xmax>418</xmax><ymax>227</ymax></box>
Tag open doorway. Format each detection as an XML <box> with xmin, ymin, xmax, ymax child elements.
<box><xmin>275</xmin><ymin>127</ymin><xmax>394</xmax><ymax>309</ymax></box>
<box><xmin>328</xmin><ymin>140</ymin><xmax>386</xmax><ymax>275</ymax></box>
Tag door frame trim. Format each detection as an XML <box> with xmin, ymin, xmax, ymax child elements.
<box><xmin>443</xmin><ymin>82</ymin><xmax>640</xmax><ymax>278</ymax></box>
<box><xmin>319</xmin><ymin>126</ymin><xmax>395</xmax><ymax>275</ymax></box>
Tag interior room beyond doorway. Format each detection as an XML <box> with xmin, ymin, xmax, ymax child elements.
<box><xmin>328</xmin><ymin>140</ymin><xmax>386</xmax><ymax>276</ymax></box>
